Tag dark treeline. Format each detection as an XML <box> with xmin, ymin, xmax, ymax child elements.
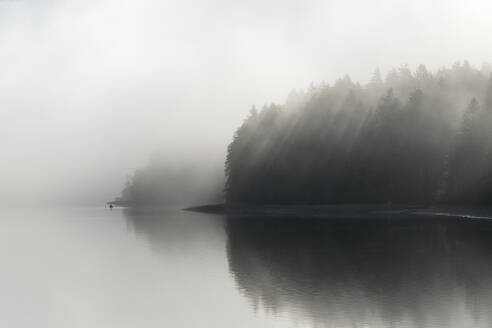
<box><xmin>226</xmin><ymin>62</ymin><xmax>492</xmax><ymax>205</ymax></box>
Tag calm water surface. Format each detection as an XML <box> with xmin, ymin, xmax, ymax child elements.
<box><xmin>2</xmin><ymin>207</ymin><xmax>492</xmax><ymax>327</ymax></box>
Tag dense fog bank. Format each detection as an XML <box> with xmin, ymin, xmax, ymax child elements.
<box><xmin>226</xmin><ymin>62</ymin><xmax>492</xmax><ymax>205</ymax></box>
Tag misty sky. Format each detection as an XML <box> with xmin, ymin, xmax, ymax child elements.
<box><xmin>1</xmin><ymin>0</ymin><xmax>492</xmax><ymax>206</ymax></box>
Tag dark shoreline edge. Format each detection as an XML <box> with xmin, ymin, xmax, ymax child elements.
<box><xmin>184</xmin><ymin>203</ymin><xmax>492</xmax><ymax>220</ymax></box>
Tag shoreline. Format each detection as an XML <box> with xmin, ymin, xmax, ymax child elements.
<box><xmin>184</xmin><ymin>203</ymin><xmax>492</xmax><ymax>220</ymax></box>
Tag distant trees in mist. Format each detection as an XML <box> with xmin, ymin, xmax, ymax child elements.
<box><xmin>116</xmin><ymin>159</ymin><xmax>224</xmax><ymax>206</ymax></box>
<box><xmin>226</xmin><ymin>62</ymin><xmax>492</xmax><ymax>205</ymax></box>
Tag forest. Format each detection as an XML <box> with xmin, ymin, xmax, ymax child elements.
<box><xmin>226</xmin><ymin>62</ymin><xmax>492</xmax><ymax>205</ymax></box>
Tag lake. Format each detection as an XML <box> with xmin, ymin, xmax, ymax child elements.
<box><xmin>2</xmin><ymin>207</ymin><xmax>492</xmax><ymax>327</ymax></box>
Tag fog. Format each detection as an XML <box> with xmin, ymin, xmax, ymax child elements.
<box><xmin>2</xmin><ymin>0</ymin><xmax>492</xmax><ymax>206</ymax></box>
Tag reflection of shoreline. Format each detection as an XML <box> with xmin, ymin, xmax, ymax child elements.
<box><xmin>225</xmin><ymin>217</ymin><xmax>492</xmax><ymax>327</ymax></box>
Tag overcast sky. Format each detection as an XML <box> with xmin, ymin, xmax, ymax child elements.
<box><xmin>1</xmin><ymin>0</ymin><xmax>492</xmax><ymax>206</ymax></box>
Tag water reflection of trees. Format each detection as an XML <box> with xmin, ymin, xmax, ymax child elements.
<box><xmin>225</xmin><ymin>217</ymin><xmax>492</xmax><ymax>327</ymax></box>
<box><xmin>122</xmin><ymin>207</ymin><xmax>225</xmax><ymax>254</ymax></box>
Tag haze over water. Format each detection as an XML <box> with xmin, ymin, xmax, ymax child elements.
<box><xmin>2</xmin><ymin>0</ymin><xmax>492</xmax><ymax>206</ymax></box>
<box><xmin>3</xmin><ymin>0</ymin><xmax>492</xmax><ymax>327</ymax></box>
<box><xmin>3</xmin><ymin>207</ymin><xmax>492</xmax><ymax>328</ymax></box>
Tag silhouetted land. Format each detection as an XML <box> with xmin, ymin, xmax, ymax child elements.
<box><xmin>226</xmin><ymin>62</ymin><xmax>492</xmax><ymax>205</ymax></box>
<box><xmin>185</xmin><ymin>203</ymin><xmax>420</xmax><ymax>218</ymax></box>
<box><xmin>185</xmin><ymin>203</ymin><xmax>492</xmax><ymax>220</ymax></box>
